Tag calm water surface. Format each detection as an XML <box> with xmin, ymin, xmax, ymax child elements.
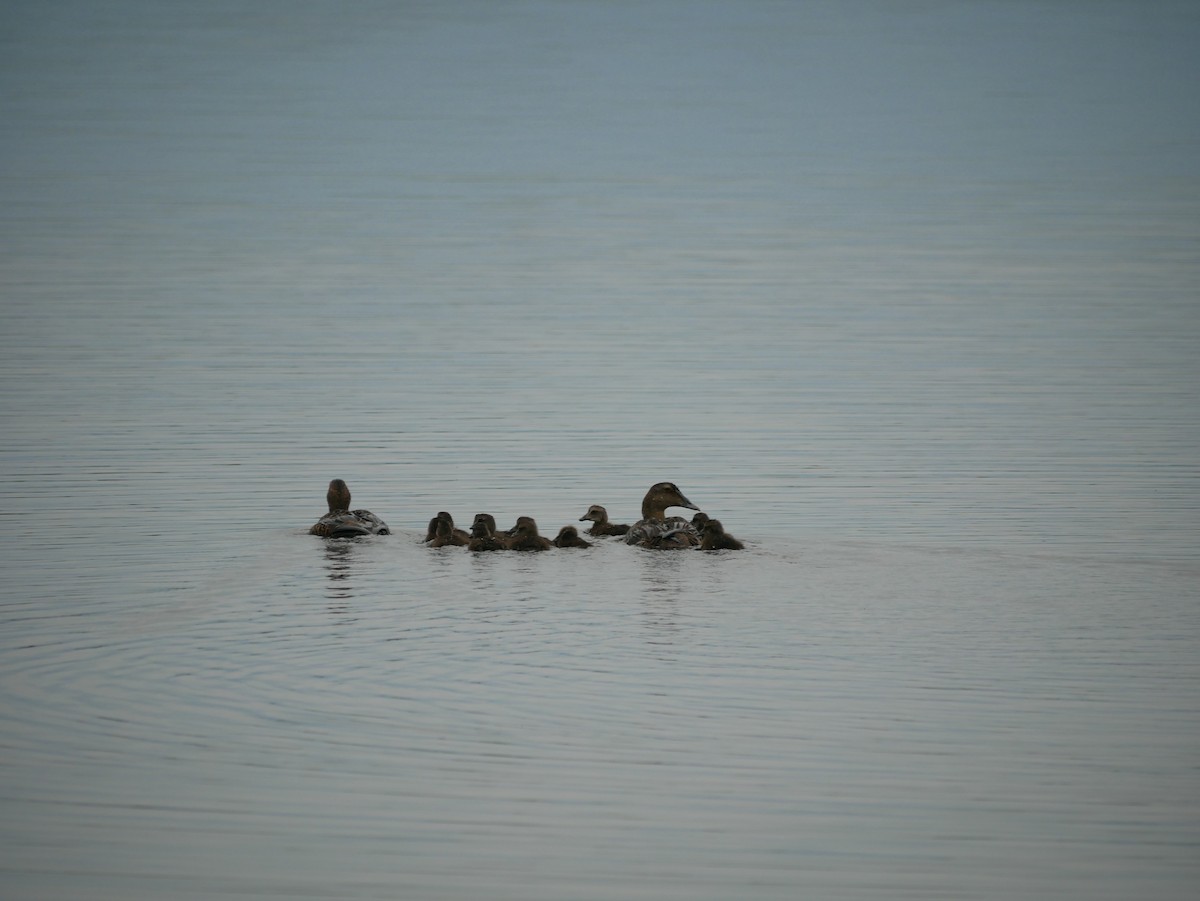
<box><xmin>1</xmin><ymin>2</ymin><xmax>1198</xmax><ymax>899</ymax></box>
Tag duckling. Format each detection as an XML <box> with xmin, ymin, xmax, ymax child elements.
<box><xmin>553</xmin><ymin>525</ymin><xmax>593</xmax><ymax>548</ymax></box>
<box><xmin>508</xmin><ymin>516</ymin><xmax>552</xmax><ymax>551</ymax></box>
<box><xmin>467</xmin><ymin>517</ymin><xmax>508</xmax><ymax>552</ymax></box>
<box><xmin>691</xmin><ymin>511</ymin><xmax>711</xmax><ymax>532</ymax></box>
<box><xmin>423</xmin><ymin>516</ymin><xmax>439</xmax><ymax>542</ymax></box>
<box><xmin>625</xmin><ymin>482</ymin><xmax>702</xmax><ymax>548</ymax></box>
<box><xmin>578</xmin><ymin>504</ymin><xmax>631</xmax><ymax>537</ymax></box>
<box><xmin>427</xmin><ymin>513</ymin><xmax>469</xmax><ymax>549</ymax></box>
<box><xmin>699</xmin><ymin>519</ymin><xmax>744</xmax><ymax>551</ymax></box>
<box><xmin>309</xmin><ymin>479</ymin><xmax>390</xmax><ymax>537</ymax></box>
<box><xmin>427</xmin><ymin>511</ymin><xmax>469</xmax><ymax>548</ymax></box>
<box><xmin>424</xmin><ymin>511</ymin><xmax>469</xmax><ymax>545</ymax></box>
<box><xmin>472</xmin><ymin>513</ymin><xmax>501</xmax><ymax>538</ymax></box>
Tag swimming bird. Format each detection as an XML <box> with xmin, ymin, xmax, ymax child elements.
<box><xmin>423</xmin><ymin>517</ymin><xmax>439</xmax><ymax>542</ymax></box>
<box><xmin>625</xmin><ymin>482</ymin><xmax>702</xmax><ymax>548</ymax></box>
<box><xmin>699</xmin><ymin>518</ymin><xmax>744</xmax><ymax>551</ymax></box>
<box><xmin>553</xmin><ymin>525</ymin><xmax>593</xmax><ymax>548</ymax></box>
<box><xmin>425</xmin><ymin>511</ymin><xmax>469</xmax><ymax>545</ymax></box>
<box><xmin>467</xmin><ymin>517</ymin><xmax>508</xmax><ymax>552</ymax></box>
<box><xmin>471</xmin><ymin>513</ymin><xmax>503</xmax><ymax>540</ymax></box>
<box><xmin>578</xmin><ymin>504</ymin><xmax>630</xmax><ymax>537</ymax></box>
<box><xmin>508</xmin><ymin>516</ymin><xmax>552</xmax><ymax>551</ymax></box>
<box><xmin>427</xmin><ymin>511</ymin><xmax>469</xmax><ymax>548</ymax></box>
<box><xmin>309</xmin><ymin>479</ymin><xmax>390</xmax><ymax>537</ymax></box>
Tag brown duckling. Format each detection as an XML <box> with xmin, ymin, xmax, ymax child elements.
<box><xmin>625</xmin><ymin>482</ymin><xmax>702</xmax><ymax>548</ymax></box>
<box><xmin>467</xmin><ymin>517</ymin><xmax>509</xmax><ymax>552</ymax></box>
<box><xmin>309</xmin><ymin>479</ymin><xmax>390</xmax><ymax>537</ymax></box>
<box><xmin>691</xmin><ymin>511</ymin><xmax>711</xmax><ymax>531</ymax></box>
<box><xmin>553</xmin><ymin>525</ymin><xmax>593</xmax><ymax>548</ymax></box>
<box><xmin>472</xmin><ymin>513</ymin><xmax>501</xmax><ymax>539</ymax></box>
<box><xmin>424</xmin><ymin>511</ymin><xmax>469</xmax><ymax>545</ymax></box>
<box><xmin>578</xmin><ymin>504</ymin><xmax>631</xmax><ymax>537</ymax></box>
<box><xmin>427</xmin><ymin>511</ymin><xmax>469</xmax><ymax>548</ymax></box>
<box><xmin>508</xmin><ymin>516</ymin><xmax>552</xmax><ymax>551</ymax></box>
<box><xmin>699</xmin><ymin>519</ymin><xmax>744</xmax><ymax>551</ymax></box>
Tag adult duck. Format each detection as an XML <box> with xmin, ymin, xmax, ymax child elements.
<box><xmin>578</xmin><ymin>504</ymin><xmax>630</xmax><ymax>537</ymax></box>
<box><xmin>309</xmin><ymin>479</ymin><xmax>390</xmax><ymax>538</ymax></box>
<box><xmin>625</xmin><ymin>482</ymin><xmax>701</xmax><ymax>549</ymax></box>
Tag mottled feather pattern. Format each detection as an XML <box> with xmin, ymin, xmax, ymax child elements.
<box><xmin>625</xmin><ymin>516</ymin><xmax>699</xmax><ymax>547</ymax></box>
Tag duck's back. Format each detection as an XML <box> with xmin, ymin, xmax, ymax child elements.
<box><xmin>310</xmin><ymin>511</ymin><xmax>388</xmax><ymax>538</ymax></box>
<box><xmin>625</xmin><ymin>516</ymin><xmax>699</xmax><ymax>548</ymax></box>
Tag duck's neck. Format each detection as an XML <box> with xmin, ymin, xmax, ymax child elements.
<box><xmin>328</xmin><ymin>486</ymin><xmax>351</xmax><ymax>512</ymax></box>
<box><xmin>642</xmin><ymin>496</ymin><xmax>668</xmax><ymax>520</ymax></box>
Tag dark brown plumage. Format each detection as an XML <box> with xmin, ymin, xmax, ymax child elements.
<box><xmin>699</xmin><ymin>519</ymin><xmax>744</xmax><ymax>551</ymax></box>
<box><xmin>553</xmin><ymin>525</ymin><xmax>593</xmax><ymax>548</ymax></box>
<box><xmin>508</xmin><ymin>516</ymin><xmax>552</xmax><ymax>551</ymax></box>
<box><xmin>578</xmin><ymin>504</ymin><xmax>630</xmax><ymax>536</ymax></box>
<box><xmin>309</xmin><ymin>479</ymin><xmax>389</xmax><ymax>537</ymax></box>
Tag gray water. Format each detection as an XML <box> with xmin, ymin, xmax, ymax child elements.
<box><xmin>2</xmin><ymin>1</ymin><xmax>1198</xmax><ymax>898</ymax></box>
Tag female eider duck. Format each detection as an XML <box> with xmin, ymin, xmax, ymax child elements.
<box><xmin>553</xmin><ymin>525</ymin><xmax>593</xmax><ymax>548</ymax></box>
<box><xmin>508</xmin><ymin>516</ymin><xmax>553</xmax><ymax>551</ymax></box>
<box><xmin>578</xmin><ymin>504</ymin><xmax>630</xmax><ymax>537</ymax></box>
<box><xmin>699</xmin><ymin>518</ymin><xmax>744</xmax><ymax>551</ymax></box>
<box><xmin>625</xmin><ymin>482</ymin><xmax>702</xmax><ymax>549</ymax></box>
<box><xmin>309</xmin><ymin>479</ymin><xmax>390</xmax><ymax>538</ymax></box>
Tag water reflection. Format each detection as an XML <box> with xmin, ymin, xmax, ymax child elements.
<box><xmin>322</xmin><ymin>539</ymin><xmax>358</xmax><ymax>602</ymax></box>
<box><xmin>637</xmin><ymin>549</ymin><xmax>689</xmax><ymax>598</ymax></box>
<box><xmin>637</xmin><ymin>551</ymin><xmax>688</xmax><ymax>647</ymax></box>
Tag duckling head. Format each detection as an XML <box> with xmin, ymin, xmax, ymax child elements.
<box><xmin>512</xmin><ymin>515</ymin><xmax>539</xmax><ymax>534</ymax></box>
<box><xmin>579</xmin><ymin>504</ymin><xmax>607</xmax><ymax>523</ymax></box>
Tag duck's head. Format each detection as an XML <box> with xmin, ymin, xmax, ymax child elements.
<box><xmin>326</xmin><ymin>479</ymin><xmax>352</xmax><ymax>513</ymax></box>
<box><xmin>470</xmin><ymin>519</ymin><xmax>492</xmax><ymax>539</ymax></box>
<box><xmin>437</xmin><ymin>511</ymin><xmax>456</xmax><ymax>527</ymax></box>
<box><xmin>701</xmin><ymin>518</ymin><xmax>724</xmax><ymax>536</ymax></box>
<box><xmin>641</xmin><ymin>482</ymin><xmax>700</xmax><ymax>520</ymax></box>
<box><xmin>579</xmin><ymin>504</ymin><xmax>607</xmax><ymax>523</ymax></box>
<box><xmin>472</xmin><ymin>513</ymin><xmax>498</xmax><ymax>535</ymax></box>
<box><xmin>511</xmin><ymin>515</ymin><xmax>539</xmax><ymax>536</ymax></box>
<box><xmin>557</xmin><ymin>525</ymin><xmax>580</xmax><ymax>540</ymax></box>
<box><xmin>691</xmin><ymin>511</ymin><xmax>711</xmax><ymax>530</ymax></box>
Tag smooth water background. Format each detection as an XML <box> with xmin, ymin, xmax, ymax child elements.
<box><xmin>2</xmin><ymin>1</ymin><xmax>1198</xmax><ymax>898</ymax></box>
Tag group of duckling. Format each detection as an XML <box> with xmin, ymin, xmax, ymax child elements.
<box><xmin>310</xmin><ymin>479</ymin><xmax>744</xmax><ymax>551</ymax></box>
